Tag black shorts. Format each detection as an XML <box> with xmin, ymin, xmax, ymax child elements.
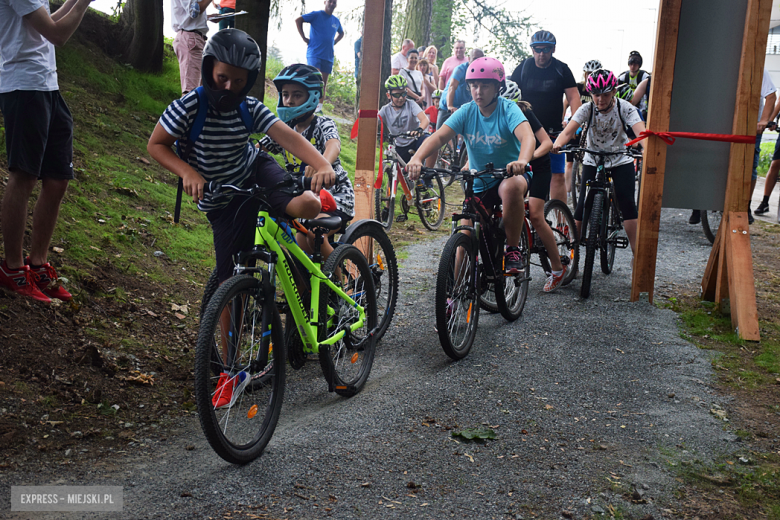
<box><xmin>0</xmin><ymin>90</ymin><xmax>74</xmax><ymax>179</ymax></box>
<box><xmin>528</xmin><ymin>157</ymin><xmax>551</xmax><ymax>200</ymax></box>
<box><xmin>206</xmin><ymin>152</ymin><xmax>294</xmax><ymax>283</ymax></box>
<box><xmin>574</xmin><ymin>162</ymin><xmax>637</xmax><ymax>222</ymax></box>
<box><xmin>324</xmin><ymin>209</ymin><xmax>352</xmax><ymax>234</ymax></box>
<box><xmin>395</xmin><ymin>134</ymin><xmax>430</xmax><ymax>164</ymax></box>
<box><xmin>474</xmin><ymin>172</ymin><xmax>531</xmax><ymax>210</ymax></box>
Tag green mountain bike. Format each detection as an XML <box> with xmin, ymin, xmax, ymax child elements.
<box><xmin>195</xmin><ymin>176</ymin><xmax>378</xmax><ymax>464</ymax></box>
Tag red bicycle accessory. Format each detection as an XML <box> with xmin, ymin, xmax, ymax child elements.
<box><xmin>319</xmin><ymin>189</ymin><xmax>337</xmax><ymax>213</ymax></box>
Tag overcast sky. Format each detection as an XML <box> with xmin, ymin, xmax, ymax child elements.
<box><xmin>91</xmin><ymin>0</ymin><xmax>661</xmax><ymax>76</ymax></box>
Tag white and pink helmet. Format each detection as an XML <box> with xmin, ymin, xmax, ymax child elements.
<box><xmin>465</xmin><ymin>57</ymin><xmax>506</xmax><ymax>83</ymax></box>
<box><xmin>586</xmin><ymin>69</ymin><xmax>618</xmax><ymax>95</ymax></box>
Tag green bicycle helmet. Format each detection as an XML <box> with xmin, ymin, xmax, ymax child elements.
<box><xmin>432</xmin><ymin>89</ymin><xmax>443</xmax><ymax>99</ymax></box>
<box><xmin>385</xmin><ymin>74</ymin><xmax>408</xmax><ymax>90</ymax></box>
<box><xmin>615</xmin><ymin>83</ymin><xmax>633</xmax><ymax>101</ymax></box>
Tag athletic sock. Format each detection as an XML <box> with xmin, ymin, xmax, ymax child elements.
<box><xmin>552</xmin><ymin>270</ymin><xmax>563</xmax><ymax>277</ymax></box>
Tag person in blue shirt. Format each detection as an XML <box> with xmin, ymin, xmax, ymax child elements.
<box><xmin>436</xmin><ymin>48</ymin><xmax>483</xmax><ymax>131</ymax></box>
<box><xmin>408</xmin><ymin>57</ymin><xmax>537</xmax><ymax>276</ymax></box>
<box><xmin>354</xmin><ymin>36</ymin><xmax>362</xmax><ymax>80</ymax></box>
<box><xmin>295</xmin><ymin>0</ymin><xmax>344</xmax><ymax>105</ymax></box>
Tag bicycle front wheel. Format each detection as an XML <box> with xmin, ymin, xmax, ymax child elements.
<box><xmin>342</xmin><ymin>223</ymin><xmax>399</xmax><ymax>342</ymax></box>
<box><xmin>195</xmin><ymin>274</ymin><xmax>285</xmax><ymax>464</ymax></box>
<box><xmin>436</xmin><ymin>140</ymin><xmax>457</xmax><ymax>186</ymax></box>
<box><xmin>600</xmin><ymin>194</ymin><xmax>619</xmax><ymax>275</ymax></box>
<box><xmin>416</xmin><ymin>174</ymin><xmax>446</xmax><ymax>230</ymax></box>
<box><xmin>570</xmin><ymin>159</ymin><xmax>582</xmax><ymax>211</ymax></box>
<box><xmin>495</xmin><ymin>229</ymin><xmax>529</xmax><ymax>322</ymax></box>
<box><xmin>581</xmin><ymin>192</ymin><xmax>604</xmax><ymax>299</ymax></box>
<box><xmin>374</xmin><ymin>166</ymin><xmax>395</xmax><ymax>229</ymax></box>
<box><xmin>435</xmin><ymin>233</ymin><xmax>479</xmax><ymax>360</ymax></box>
<box><xmin>200</xmin><ymin>267</ymin><xmax>224</xmax><ymax>377</ymax></box>
<box><xmin>319</xmin><ymin>245</ymin><xmax>378</xmax><ymax>397</ymax></box>
<box><xmin>544</xmin><ymin>199</ymin><xmax>579</xmax><ymax>285</ymax></box>
<box><xmin>477</xmin><ymin>259</ymin><xmax>500</xmax><ymax>313</ymax></box>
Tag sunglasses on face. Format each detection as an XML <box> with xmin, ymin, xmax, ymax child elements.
<box><xmin>532</xmin><ymin>46</ymin><xmax>553</xmax><ymax>54</ymax></box>
<box><xmin>390</xmin><ymin>92</ymin><xmax>407</xmax><ymax>98</ymax></box>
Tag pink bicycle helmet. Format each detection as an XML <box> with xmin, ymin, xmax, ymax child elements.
<box><xmin>586</xmin><ymin>69</ymin><xmax>618</xmax><ymax>95</ymax></box>
<box><xmin>465</xmin><ymin>57</ymin><xmax>505</xmax><ymax>83</ymax></box>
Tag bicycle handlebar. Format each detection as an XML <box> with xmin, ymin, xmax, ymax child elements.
<box><xmin>559</xmin><ymin>146</ymin><xmax>634</xmax><ymax>158</ymax></box>
<box><xmin>205</xmin><ymin>175</ymin><xmax>313</xmax><ymax>199</ymax></box>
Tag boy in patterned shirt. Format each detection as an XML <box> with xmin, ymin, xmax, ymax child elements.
<box><xmin>147</xmin><ymin>31</ymin><xmax>335</xmax><ymax>286</ymax></box>
<box><xmin>259</xmin><ymin>64</ymin><xmax>355</xmax><ymax>260</ymax></box>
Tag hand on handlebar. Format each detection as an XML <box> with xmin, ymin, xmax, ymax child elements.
<box><xmin>304</xmin><ymin>165</ymin><xmax>336</xmax><ymax>193</ymax></box>
<box><xmin>182</xmin><ymin>168</ymin><xmax>206</xmax><ymax>203</ymax></box>
<box><xmin>506</xmin><ymin>160</ymin><xmax>528</xmax><ymax>177</ymax></box>
<box><xmin>409</xmin><ymin>127</ymin><xmax>424</xmax><ymax>138</ymax></box>
<box><xmin>406</xmin><ymin>157</ymin><xmax>423</xmax><ymax>180</ymax></box>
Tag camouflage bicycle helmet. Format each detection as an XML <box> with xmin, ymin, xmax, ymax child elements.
<box><xmin>583</xmin><ymin>59</ymin><xmax>602</xmax><ymax>73</ymax></box>
<box><xmin>201</xmin><ymin>29</ymin><xmax>262</xmax><ymax>112</ymax></box>
<box><xmin>385</xmin><ymin>74</ymin><xmax>408</xmax><ymax>90</ymax></box>
<box><xmin>530</xmin><ymin>30</ymin><xmax>556</xmax><ymax>47</ymax></box>
<box><xmin>273</xmin><ymin>64</ymin><xmax>324</xmax><ymax>125</ymax></box>
<box><xmin>500</xmin><ymin>80</ymin><xmax>521</xmax><ymax>103</ymax></box>
<box><xmin>615</xmin><ymin>83</ymin><xmax>633</xmax><ymax>101</ymax></box>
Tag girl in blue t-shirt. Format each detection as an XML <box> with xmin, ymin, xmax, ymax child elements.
<box><xmin>407</xmin><ymin>57</ymin><xmax>537</xmax><ymax>277</ymax></box>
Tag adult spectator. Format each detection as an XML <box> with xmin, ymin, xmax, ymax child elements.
<box><xmin>354</xmin><ymin>35</ymin><xmax>362</xmax><ymax>79</ymax></box>
<box><xmin>510</xmin><ymin>30</ymin><xmax>580</xmax><ymax>202</ymax></box>
<box><xmin>391</xmin><ymin>39</ymin><xmax>415</xmax><ymax>75</ymax></box>
<box><xmin>172</xmin><ymin>0</ymin><xmax>211</xmax><ymax>95</ymax></box>
<box><xmin>296</xmin><ymin>0</ymin><xmax>344</xmax><ymax>101</ymax></box>
<box><xmin>0</xmin><ymin>0</ymin><xmax>93</xmax><ymax>302</ymax></box>
<box><xmin>215</xmin><ymin>0</ymin><xmax>234</xmax><ymax>30</ymax></box>
<box><xmin>423</xmin><ymin>45</ymin><xmax>440</xmax><ymax>88</ymax></box>
<box><xmin>618</xmin><ymin>51</ymin><xmax>651</xmax><ymax>119</ymax></box>
<box><xmin>755</xmin><ymin>99</ymin><xmax>780</xmax><ymax>218</ymax></box>
<box><xmin>417</xmin><ymin>58</ymin><xmax>436</xmax><ymax>109</ymax></box>
<box><xmin>438</xmin><ymin>39</ymin><xmax>467</xmax><ymax>90</ymax></box>
<box><xmin>399</xmin><ymin>49</ymin><xmax>425</xmax><ymax>108</ymax></box>
<box><xmin>437</xmin><ymin>48</ymin><xmax>484</xmax><ymax>131</ymax></box>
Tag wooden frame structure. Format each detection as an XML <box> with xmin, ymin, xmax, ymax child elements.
<box><xmin>630</xmin><ymin>0</ymin><xmax>771</xmax><ymax>341</ymax></box>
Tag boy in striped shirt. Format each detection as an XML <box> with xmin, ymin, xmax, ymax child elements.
<box><xmin>147</xmin><ymin>29</ymin><xmax>335</xmax><ymax>286</ymax></box>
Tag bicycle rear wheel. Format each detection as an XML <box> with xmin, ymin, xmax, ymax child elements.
<box><xmin>544</xmin><ymin>199</ymin><xmax>579</xmax><ymax>285</ymax></box>
<box><xmin>494</xmin><ymin>229</ymin><xmax>529</xmax><ymax>322</ymax></box>
<box><xmin>600</xmin><ymin>194</ymin><xmax>620</xmax><ymax>275</ymax></box>
<box><xmin>341</xmin><ymin>223</ymin><xmax>399</xmax><ymax>342</ymax></box>
<box><xmin>702</xmin><ymin>210</ymin><xmax>721</xmax><ymax>244</ymax></box>
<box><xmin>416</xmin><ymin>174</ymin><xmax>446</xmax><ymax>230</ymax></box>
<box><xmin>374</xmin><ymin>165</ymin><xmax>395</xmax><ymax>229</ymax></box>
<box><xmin>570</xmin><ymin>159</ymin><xmax>582</xmax><ymax>211</ymax></box>
<box><xmin>436</xmin><ymin>140</ymin><xmax>458</xmax><ymax>186</ymax></box>
<box><xmin>318</xmin><ymin>245</ymin><xmax>378</xmax><ymax>397</ymax></box>
<box><xmin>581</xmin><ymin>192</ymin><xmax>604</xmax><ymax>299</ymax></box>
<box><xmin>435</xmin><ymin>233</ymin><xmax>479</xmax><ymax>360</ymax></box>
<box><xmin>195</xmin><ymin>274</ymin><xmax>285</xmax><ymax>464</ymax></box>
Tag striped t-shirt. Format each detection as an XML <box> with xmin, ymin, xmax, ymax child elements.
<box><xmin>159</xmin><ymin>91</ymin><xmax>280</xmax><ymax>212</ymax></box>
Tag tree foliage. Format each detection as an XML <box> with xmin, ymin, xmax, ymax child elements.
<box><xmin>452</xmin><ymin>0</ymin><xmax>533</xmax><ymax>64</ymax></box>
<box><xmin>429</xmin><ymin>0</ymin><xmax>454</xmax><ymax>62</ymax></box>
<box><xmin>402</xmin><ymin>0</ymin><xmax>432</xmax><ymax>50</ymax></box>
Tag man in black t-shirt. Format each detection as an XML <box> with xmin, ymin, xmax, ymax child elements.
<box><xmin>510</xmin><ymin>30</ymin><xmax>580</xmax><ymax>202</ymax></box>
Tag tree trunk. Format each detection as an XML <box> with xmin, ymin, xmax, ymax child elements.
<box><xmin>429</xmin><ymin>0</ymin><xmax>453</xmax><ymax>62</ymax></box>
<box><xmin>379</xmin><ymin>0</ymin><xmax>393</xmax><ymax>102</ymax></box>
<box><xmin>236</xmin><ymin>0</ymin><xmax>271</xmax><ymax>101</ymax></box>
<box><xmin>402</xmin><ymin>0</ymin><xmax>432</xmax><ymax>49</ymax></box>
<box><xmin>118</xmin><ymin>0</ymin><xmax>164</xmax><ymax>73</ymax></box>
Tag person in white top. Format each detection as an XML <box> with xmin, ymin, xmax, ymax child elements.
<box><xmin>391</xmin><ymin>39</ymin><xmax>415</xmax><ymax>75</ymax></box>
<box><xmin>171</xmin><ymin>0</ymin><xmax>212</xmax><ymax>95</ymax></box>
<box><xmin>399</xmin><ymin>49</ymin><xmax>425</xmax><ymax>108</ymax></box>
<box><xmin>0</xmin><ymin>0</ymin><xmax>94</xmax><ymax>303</ymax></box>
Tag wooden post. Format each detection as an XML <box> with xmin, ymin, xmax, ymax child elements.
<box><xmin>700</xmin><ymin>0</ymin><xmax>770</xmax><ymax>341</ymax></box>
<box><xmin>630</xmin><ymin>0</ymin><xmax>683</xmax><ymax>303</ymax></box>
<box><xmin>353</xmin><ymin>0</ymin><xmax>385</xmax><ymax>221</ymax></box>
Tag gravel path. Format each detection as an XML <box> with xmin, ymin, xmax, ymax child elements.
<box><xmin>1</xmin><ymin>208</ymin><xmax>739</xmax><ymax>520</ymax></box>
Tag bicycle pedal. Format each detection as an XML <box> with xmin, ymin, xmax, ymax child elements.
<box><xmin>613</xmin><ymin>236</ymin><xmax>630</xmax><ymax>249</ymax></box>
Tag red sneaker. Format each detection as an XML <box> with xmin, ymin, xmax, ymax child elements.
<box><xmin>0</xmin><ymin>262</ymin><xmax>51</xmax><ymax>303</ymax></box>
<box><xmin>26</xmin><ymin>259</ymin><xmax>72</xmax><ymax>301</ymax></box>
<box><xmin>212</xmin><ymin>372</ymin><xmax>236</xmax><ymax>409</ymax></box>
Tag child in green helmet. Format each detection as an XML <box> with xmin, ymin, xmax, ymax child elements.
<box><xmin>379</xmin><ymin>74</ymin><xmax>436</xmax><ymax>169</ymax></box>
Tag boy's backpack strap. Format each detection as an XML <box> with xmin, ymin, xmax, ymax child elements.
<box><xmin>174</xmin><ymin>86</ymin><xmax>209</xmax><ymax>224</ymax></box>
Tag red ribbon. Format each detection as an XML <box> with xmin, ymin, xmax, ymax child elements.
<box><xmin>626</xmin><ymin>129</ymin><xmax>756</xmax><ymax>147</ymax></box>
<box><xmin>350</xmin><ymin>111</ymin><xmax>385</xmax><ymax>189</ymax></box>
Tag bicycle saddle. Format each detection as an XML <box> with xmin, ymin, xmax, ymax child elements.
<box><xmin>301</xmin><ymin>215</ymin><xmax>343</xmax><ymax>231</ymax></box>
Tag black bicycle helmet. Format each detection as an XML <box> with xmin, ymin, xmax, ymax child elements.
<box><xmin>201</xmin><ymin>29</ymin><xmax>262</xmax><ymax>112</ymax></box>
<box><xmin>615</xmin><ymin>83</ymin><xmax>633</xmax><ymax>101</ymax></box>
<box><xmin>530</xmin><ymin>30</ymin><xmax>556</xmax><ymax>47</ymax></box>
<box><xmin>628</xmin><ymin>51</ymin><xmax>643</xmax><ymax>67</ymax></box>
